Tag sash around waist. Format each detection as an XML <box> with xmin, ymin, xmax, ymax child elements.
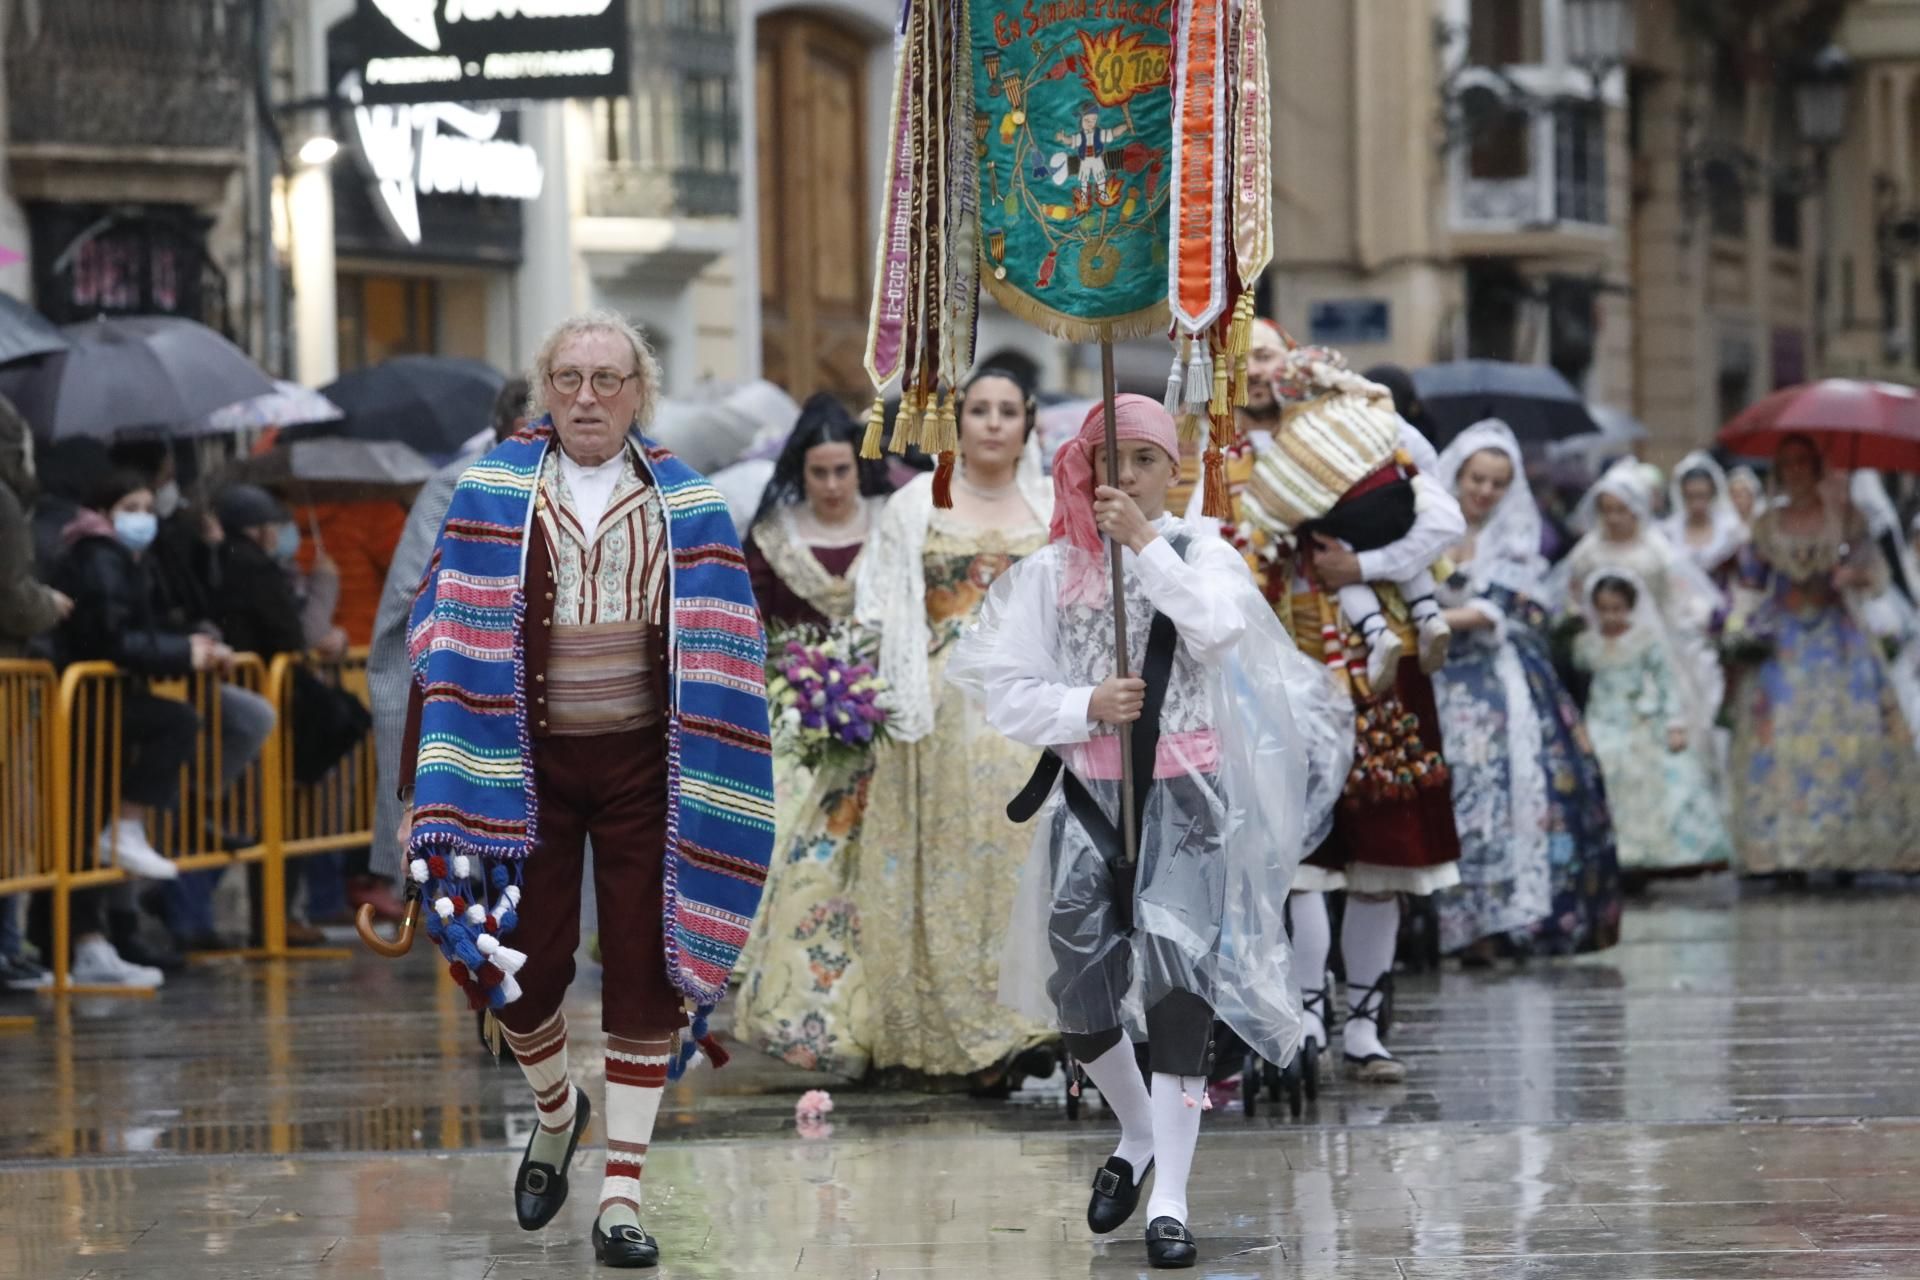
<box><xmin>1066</xmin><ymin>728</ymin><xmax>1222</xmax><ymax>781</ymax></box>
<box><xmin>545</xmin><ymin>620</ymin><xmax>659</xmax><ymax>735</ymax></box>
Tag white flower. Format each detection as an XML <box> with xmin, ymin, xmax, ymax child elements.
<box><xmin>782</xmin><ymin>707</ymin><xmax>803</xmax><ymax>729</ymax></box>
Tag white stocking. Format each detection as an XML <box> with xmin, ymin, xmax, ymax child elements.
<box><xmin>1145</xmin><ymin>1073</ymin><xmax>1203</xmax><ymax>1224</ymax></box>
<box><xmin>1077</xmin><ymin>1038</ymin><xmax>1154</xmax><ymax>1179</ymax></box>
<box><xmin>1342</xmin><ymin>896</ymin><xmax>1400</xmax><ymax>1061</ymax></box>
<box><xmin>1289</xmin><ymin>891</ymin><xmax>1331</xmax><ymax>1047</ymax></box>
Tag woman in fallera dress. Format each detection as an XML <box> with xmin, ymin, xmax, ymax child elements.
<box><xmin>1430</xmin><ymin>421</ymin><xmax>1621</xmax><ymax>960</ymax></box>
<box><xmin>734</xmin><ymin>394</ymin><xmax>893</xmax><ymax>1077</ymax></box>
<box><xmin>852</xmin><ymin>366</ymin><xmax>1057</xmax><ymax>1089</ymax></box>
<box><xmin>1724</xmin><ymin>435</ymin><xmax>1920</xmax><ymax>879</ymax></box>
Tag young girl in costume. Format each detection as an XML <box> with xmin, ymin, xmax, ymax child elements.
<box><xmin>1574</xmin><ymin>571</ymin><xmax>1732</xmax><ymax>881</ymax></box>
<box><xmin>948</xmin><ymin>395</ymin><xmax>1346</xmax><ymax>1270</ymax></box>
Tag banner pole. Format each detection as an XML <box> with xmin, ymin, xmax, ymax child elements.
<box><xmin>1100</xmin><ymin>332</ymin><xmax>1138</xmax><ymax>872</ymax></box>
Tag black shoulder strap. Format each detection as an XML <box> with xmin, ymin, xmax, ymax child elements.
<box><xmin>1007</xmin><ymin>530</ymin><xmax>1191</xmax><ymax>840</ymax></box>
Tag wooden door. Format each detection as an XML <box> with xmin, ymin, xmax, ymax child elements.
<box><xmin>757</xmin><ymin>13</ymin><xmax>871</xmax><ymax>398</ymax></box>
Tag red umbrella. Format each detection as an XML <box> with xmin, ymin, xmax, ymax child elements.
<box><xmin>1718</xmin><ymin>378</ymin><xmax>1920</xmax><ymax>472</ymax></box>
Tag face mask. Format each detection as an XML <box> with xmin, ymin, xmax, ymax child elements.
<box><xmin>113</xmin><ymin>510</ymin><xmax>159</xmax><ymax>552</ymax></box>
<box><xmin>273</xmin><ymin>520</ymin><xmax>301</xmax><ymax>563</ymax></box>
<box><xmin>153</xmin><ymin>481</ymin><xmax>182</xmax><ymax>518</ymax></box>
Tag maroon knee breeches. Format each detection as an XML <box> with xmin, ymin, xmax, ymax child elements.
<box><xmin>492</xmin><ymin>728</ymin><xmax>686</xmax><ymax>1041</ymax></box>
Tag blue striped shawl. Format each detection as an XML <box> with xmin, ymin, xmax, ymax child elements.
<box><xmin>407</xmin><ymin>421</ymin><xmax>773</xmax><ymax>1007</ymax></box>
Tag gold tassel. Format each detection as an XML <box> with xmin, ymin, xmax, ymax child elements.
<box><xmin>861</xmin><ymin>396</ymin><xmax>887</xmax><ymax>460</ymax></box>
<box><xmin>1210</xmin><ymin>347</ymin><xmax>1230</xmax><ymax>418</ymax></box>
<box><xmin>927</xmin><ymin>392</ymin><xmax>957</xmax><ymax>456</ymax></box>
<box><xmin>890</xmin><ymin>388</ymin><xmax>919</xmax><ymax>455</ymax></box>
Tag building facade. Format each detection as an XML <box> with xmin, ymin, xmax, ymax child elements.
<box><xmin>0</xmin><ymin>0</ymin><xmax>259</xmax><ymax>350</ymax></box>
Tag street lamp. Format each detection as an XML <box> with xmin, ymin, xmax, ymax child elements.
<box><xmin>1794</xmin><ymin>44</ymin><xmax>1853</xmax><ymax>150</ymax></box>
<box><xmin>1564</xmin><ymin>0</ymin><xmax>1636</xmax><ymax>89</ymax></box>
<box><xmin>296</xmin><ymin>135</ymin><xmax>340</xmax><ymax>167</ymax></box>
<box><xmin>1794</xmin><ymin>44</ymin><xmax>1854</xmax><ymax>370</ymax></box>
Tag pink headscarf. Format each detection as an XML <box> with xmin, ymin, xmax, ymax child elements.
<box><xmin>1050</xmin><ymin>394</ymin><xmax>1181</xmax><ymax>606</ymax></box>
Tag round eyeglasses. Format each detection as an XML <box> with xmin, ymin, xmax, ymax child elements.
<box><xmin>549</xmin><ymin>367</ymin><xmax>639</xmax><ymax>398</ymax></box>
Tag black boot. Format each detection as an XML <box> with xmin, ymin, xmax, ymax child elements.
<box><xmin>514</xmin><ymin>1088</ymin><xmax>589</xmax><ymax>1231</ymax></box>
<box><xmin>593</xmin><ymin>1216</ymin><xmax>661</xmax><ymax>1268</ymax></box>
<box><xmin>1145</xmin><ymin>1216</ymin><xmax>1197</xmax><ymax>1269</ymax></box>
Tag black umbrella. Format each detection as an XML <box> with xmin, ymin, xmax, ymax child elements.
<box><xmin>311</xmin><ymin>356</ymin><xmax>506</xmax><ymax>461</ymax></box>
<box><xmin>1411</xmin><ymin>360</ymin><xmax>1599</xmax><ymax>448</ymax></box>
<box><xmin>0</xmin><ymin>315</ymin><xmax>275</xmax><ymax>441</ymax></box>
<box><xmin>0</xmin><ymin>293</ymin><xmax>66</xmax><ymax>366</ymax></box>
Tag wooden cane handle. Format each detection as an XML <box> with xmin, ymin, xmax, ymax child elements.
<box><xmin>355</xmin><ymin>898</ymin><xmax>419</xmax><ymax>958</ymax></box>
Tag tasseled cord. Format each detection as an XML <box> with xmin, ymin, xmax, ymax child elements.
<box><xmin>932</xmin><ymin>452</ymin><xmax>957</xmax><ymax>508</ymax></box>
<box><xmin>860</xmin><ymin>395</ymin><xmax>887</xmax><ymax>460</ymax></box>
<box><xmin>1202</xmin><ymin>446</ymin><xmax>1230</xmax><ymax>520</ymax></box>
<box><xmin>667</xmin><ymin>1005</ymin><xmax>732</xmax><ymax>1081</ymax></box>
<box><xmin>1181</xmin><ymin>1084</ymin><xmax>1214</xmax><ymax>1111</ymax></box>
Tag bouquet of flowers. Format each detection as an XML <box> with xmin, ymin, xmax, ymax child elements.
<box><xmin>766</xmin><ymin>626</ymin><xmax>891</xmax><ymax>771</ymax></box>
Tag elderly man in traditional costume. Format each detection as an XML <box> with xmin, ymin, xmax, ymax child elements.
<box><xmin>397</xmin><ymin>311</ymin><xmax>773</xmax><ymax>1269</ymax></box>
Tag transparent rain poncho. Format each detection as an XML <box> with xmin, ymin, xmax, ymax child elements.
<box><xmin>946</xmin><ymin>516</ymin><xmax>1351</xmax><ymax>1067</ymax></box>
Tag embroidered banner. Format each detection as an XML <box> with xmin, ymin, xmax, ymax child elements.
<box><xmin>969</xmin><ymin>0</ymin><xmax>1175</xmax><ymax>342</ymax></box>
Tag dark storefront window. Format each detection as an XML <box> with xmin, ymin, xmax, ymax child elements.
<box><xmin>27</xmin><ymin>205</ymin><xmax>229</xmax><ymax>334</ymax></box>
<box><xmin>336</xmin><ymin>274</ymin><xmax>438</xmax><ymax>373</ymax></box>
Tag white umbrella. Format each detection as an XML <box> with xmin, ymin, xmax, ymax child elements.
<box><xmin>202</xmin><ymin>380</ymin><xmax>344</xmax><ymax>434</ymax></box>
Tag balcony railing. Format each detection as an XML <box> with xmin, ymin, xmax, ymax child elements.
<box><xmin>585</xmin><ymin>165</ymin><xmax>740</xmax><ymax>220</ymax></box>
<box><xmin>4</xmin><ymin>0</ymin><xmax>252</xmax><ymax>152</ymax></box>
<box><xmin>1454</xmin><ymin>94</ymin><xmax>1610</xmax><ymax>233</ymax></box>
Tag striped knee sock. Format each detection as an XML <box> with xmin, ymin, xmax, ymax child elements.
<box><xmin>503</xmin><ymin>1011</ymin><xmax>577</xmax><ymax>1167</ymax></box>
<box><xmin>599</xmin><ymin>1033</ymin><xmax>673</xmax><ymax>1228</ymax></box>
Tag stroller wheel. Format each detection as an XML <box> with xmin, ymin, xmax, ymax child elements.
<box><xmin>1302</xmin><ymin>1038</ymin><xmax>1320</xmax><ymax>1101</ymax></box>
<box><xmin>1241</xmin><ymin>1052</ymin><xmax>1260</xmax><ymax>1119</ymax></box>
<box><xmin>1286</xmin><ymin>1063</ymin><xmax>1304</xmax><ymax>1118</ymax></box>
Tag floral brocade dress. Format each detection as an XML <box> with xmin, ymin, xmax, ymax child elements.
<box><xmin>1726</xmin><ymin>512</ymin><xmax>1920</xmax><ymax>875</ymax></box>
<box><xmin>1432</xmin><ymin>580</ymin><xmax>1621</xmax><ymax>956</ymax></box>
<box><xmin>856</xmin><ymin>512</ymin><xmax>1056</xmax><ymax>1079</ymax></box>
<box><xmin>1575</xmin><ymin>631</ymin><xmax>1732</xmax><ymax>874</ymax></box>
<box><xmin>733</xmin><ymin>519</ymin><xmax>875</xmax><ymax>1077</ymax></box>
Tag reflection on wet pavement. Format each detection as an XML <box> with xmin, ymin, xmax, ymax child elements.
<box><xmin>5</xmin><ymin>877</ymin><xmax>1920</xmax><ymax>1278</ymax></box>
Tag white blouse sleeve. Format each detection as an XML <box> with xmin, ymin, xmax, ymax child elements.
<box><xmin>1134</xmin><ymin>535</ymin><xmax>1249</xmax><ymax>665</ymax></box>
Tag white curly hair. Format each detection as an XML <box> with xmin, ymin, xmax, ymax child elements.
<box><xmin>527</xmin><ymin>309</ymin><xmax>664</xmax><ymax>428</ymax></box>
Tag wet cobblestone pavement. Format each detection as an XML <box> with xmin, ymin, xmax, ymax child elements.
<box><xmin>6</xmin><ymin>876</ymin><xmax>1920</xmax><ymax>1278</ymax></box>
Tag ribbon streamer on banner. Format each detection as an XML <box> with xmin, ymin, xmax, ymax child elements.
<box><xmin>863</xmin><ymin>4</ymin><xmax>921</xmax><ymax>458</ymax></box>
<box><xmin>1169</xmin><ymin>0</ymin><xmax>1231</xmax><ymax>517</ymax></box>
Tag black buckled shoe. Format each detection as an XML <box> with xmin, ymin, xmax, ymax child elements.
<box><xmin>1145</xmin><ymin>1216</ymin><xmax>1197</xmax><ymax>1269</ymax></box>
<box><xmin>514</xmin><ymin>1088</ymin><xmax>589</xmax><ymax>1231</ymax></box>
<box><xmin>593</xmin><ymin>1218</ymin><xmax>661</xmax><ymax>1268</ymax></box>
<box><xmin>1087</xmin><ymin>1155</ymin><xmax>1152</xmax><ymax>1234</ymax></box>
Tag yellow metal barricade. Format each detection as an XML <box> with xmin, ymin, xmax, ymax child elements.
<box><xmin>258</xmin><ymin>648</ymin><xmax>376</xmax><ymax>956</ymax></box>
<box><xmin>0</xmin><ymin>659</ymin><xmax>56</xmax><ymax>1029</ymax></box>
<box><xmin>0</xmin><ymin>659</ymin><xmax>58</xmax><ymax>898</ymax></box>
<box><xmin>50</xmin><ymin>656</ymin><xmax>280</xmax><ymax>991</ymax></box>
